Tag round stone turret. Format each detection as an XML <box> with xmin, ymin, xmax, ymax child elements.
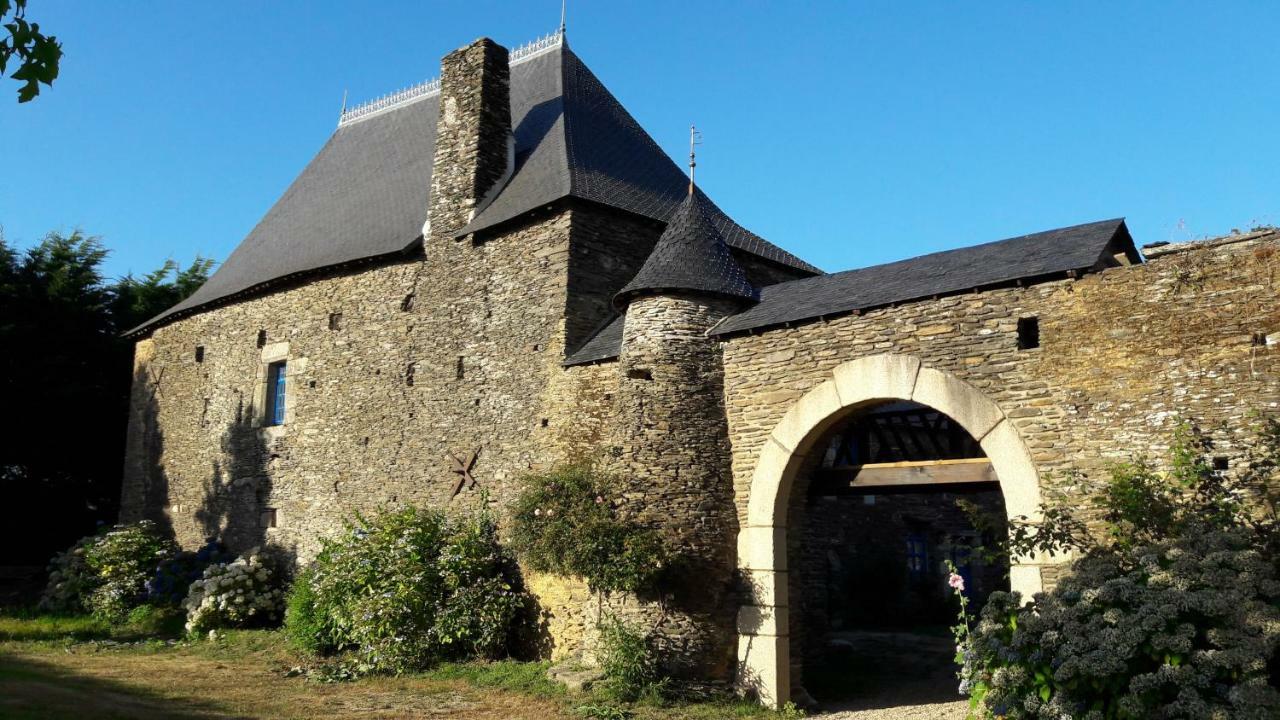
<box><xmin>602</xmin><ymin>190</ymin><xmax>757</xmax><ymax>682</ymax></box>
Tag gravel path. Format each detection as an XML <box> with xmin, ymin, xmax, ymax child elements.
<box><xmin>805</xmin><ymin>631</ymin><xmax>969</xmax><ymax>720</ymax></box>
<box><xmin>819</xmin><ymin>696</ymin><xmax>967</xmax><ymax>719</ymax></box>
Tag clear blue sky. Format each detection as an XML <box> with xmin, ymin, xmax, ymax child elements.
<box><xmin>2</xmin><ymin>1</ymin><xmax>1277</xmax><ymax>279</ymax></box>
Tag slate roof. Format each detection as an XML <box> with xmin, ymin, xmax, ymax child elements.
<box><xmin>129</xmin><ymin>35</ymin><xmax>817</xmax><ymax>336</ymax></box>
<box><xmin>564</xmin><ymin>218</ymin><xmax>1138</xmax><ymax>365</ymax></box>
<box><xmin>615</xmin><ymin>191</ymin><xmax>758</xmax><ymax>307</ymax></box>
<box><xmin>565</xmin><ymin>314</ymin><xmax>625</xmax><ymax>365</ymax></box>
<box><xmin>715</xmin><ymin>218</ymin><xmax>1136</xmax><ymax>336</ymax></box>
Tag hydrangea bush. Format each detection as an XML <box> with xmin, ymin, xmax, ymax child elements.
<box><xmin>284</xmin><ymin>505</ymin><xmax>527</xmax><ymax>673</ymax></box>
<box><xmin>960</xmin><ymin>530</ymin><xmax>1280</xmax><ymax>718</ymax></box>
<box><xmin>38</xmin><ymin>534</ymin><xmax>101</xmax><ymax>614</ymax></box>
<box><xmin>954</xmin><ymin>419</ymin><xmax>1280</xmax><ymax>718</ymax></box>
<box><xmin>184</xmin><ymin>548</ymin><xmax>284</xmax><ymax>634</ymax></box>
<box><xmin>509</xmin><ymin>464</ymin><xmax>670</xmax><ymax>593</ymax></box>
<box><xmin>39</xmin><ymin>521</ymin><xmax>176</xmax><ymax>621</ymax></box>
<box><xmin>147</xmin><ymin>539</ymin><xmax>231</xmax><ymax>606</ymax></box>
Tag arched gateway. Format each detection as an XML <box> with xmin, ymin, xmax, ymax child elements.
<box><xmin>735</xmin><ymin>354</ymin><xmax>1050</xmax><ymax>708</ymax></box>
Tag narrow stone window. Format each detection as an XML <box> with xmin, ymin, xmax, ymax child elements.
<box><xmin>456</xmin><ymin>356</ymin><xmax>465</xmax><ymax>380</ymax></box>
<box><xmin>256</xmin><ymin>329</ymin><xmax>267</xmax><ymax>348</ymax></box>
<box><xmin>1213</xmin><ymin>456</ymin><xmax>1229</xmax><ymax>471</ymax></box>
<box><xmin>1253</xmin><ymin>332</ymin><xmax>1268</xmax><ymax>347</ymax></box>
<box><xmin>1017</xmin><ymin>317</ymin><xmax>1040</xmax><ymax>350</ymax></box>
<box><xmin>194</xmin><ymin>345</ymin><xmax>205</xmax><ymax>363</ymax></box>
<box><xmin>627</xmin><ymin>368</ymin><xmax>653</xmax><ymax>381</ymax></box>
<box><xmin>401</xmin><ymin>293</ymin><xmax>415</xmax><ymax>312</ymax></box>
<box><xmin>328</xmin><ymin>312</ymin><xmax>343</xmax><ymax>331</ymax></box>
<box><xmin>264</xmin><ymin>361</ymin><xmax>287</xmax><ymax>426</ymax></box>
<box><xmin>540</xmin><ymin>418</ymin><xmax>549</xmax><ymax>428</ymax></box>
<box><xmin>405</xmin><ymin>362</ymin><xmax>417</xmax><ymax>387</ymax></box>
<box><xmin>261</xmin><ymin>508</ymin><xmax>278</xmax><ymax>529</ymax></box>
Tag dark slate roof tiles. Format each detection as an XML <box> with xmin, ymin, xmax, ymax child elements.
<box><xmin>615</xmin><ymin>191</ymin><xmax>757</xmax><ymax>306</ymax></box>
<box><xmin>131</xmin><ymin>96</ymin><xmax>441</xmax><ymax>333</ymax></box>
<box><xmin>130</xmin><ymin>38</ymin><xmax>816</xmax><ymax>335</ymax></box>
<box><xmin>715</xmin><ymin>218</ymin><xmax>1134</xmax><ymax>336</ymax></box>
<box><xmin>564</xmin><ymin>314</ymin><xmax>625</xmax><ymax>365</ymax></box>
<box><xmin>564</xmin><ymin>218</ymin><xmax>1136</xmax><ymax>364</ymax></box>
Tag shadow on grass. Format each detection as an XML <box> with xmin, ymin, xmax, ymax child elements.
<box><xmin>0</xmin><ymin>653</ymin><xmax>238</xmax><ymax>720</ymax></box>
<box><xmin>0</xmin><ymin>609</ymin><xmax>186</xmax><ymax>643</ymax></box>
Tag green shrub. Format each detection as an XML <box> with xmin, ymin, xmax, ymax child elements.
<box><xmin>510</xmin><ymin>465</ymin><xmax>671</xmax><ymax>593</ymax></box>
<box><xmin>183</xmin><ymin>548</ymin><xmax>285</xmax><ymax>634</ymax></box>
<box><xmin>955</xmin><ymin>419</ymin><xmax>1280</xmax><ymax>718</ymax></box>
<box><xmin>39</xmin><ymin>521</ymin><xmax>176</xmax><ymax>621</ymax></box>
<box><xmin>595</xmin><ymin>616</ymin><xmax>668</xmax><ymax>703</ymax></box>
<box><xmin>283</xmin><ymin>568</ymin><xmax>331</xmax><ymax>654</ymax></box>
<box><xmin>284</xmin><ymin>505</ymin><xmax>526</xmax><ymax>673</ymax></box>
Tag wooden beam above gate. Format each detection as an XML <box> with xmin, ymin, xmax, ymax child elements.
<box><xmin>815</xmin><ymin>457</ymin><xmax>996</xmax><ymax>489</ymax></box>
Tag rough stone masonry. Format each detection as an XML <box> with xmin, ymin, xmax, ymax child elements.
<box><xmin>119</xmin><ymin>31</ymin><xmax>1279</xmax><ymax>706</ymax></box>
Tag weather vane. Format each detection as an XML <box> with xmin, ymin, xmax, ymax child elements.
<box><xmin>688</xmin><ymin>124</ymin><xmax>703</xmax><ymax>195</ymax></box>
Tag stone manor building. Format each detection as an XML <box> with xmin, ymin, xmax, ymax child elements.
<box><xmin>121</xmin><ymin>31</ymin><xmax>1280</xmax><ymax>707</ymax></box>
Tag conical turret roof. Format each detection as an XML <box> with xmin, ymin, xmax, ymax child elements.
<box><xmin>615</xmin><ymin>190</ymin><xmax>758</xmax><ymax>308</ymax></box>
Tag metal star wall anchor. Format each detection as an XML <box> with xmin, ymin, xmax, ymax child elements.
<box><xmin>448</xmin><ymin>448</ymin><xmax>480</xmax><ymax>497</ymax></box>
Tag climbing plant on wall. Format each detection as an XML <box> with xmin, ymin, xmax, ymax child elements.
<box><xmin>509</xmin><ymin>464</ymin><xmax>671</xmax><ymax>594</ymax></box>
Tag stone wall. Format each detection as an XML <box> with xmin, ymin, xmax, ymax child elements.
<box><xmin>721</xmin><ymin>229</ymin><xmax>1280</xmax><ymax>694</ymax></box>
<box><xmin>120</xmin><ymin>208</ymin><xmax>580</xmax><ymax>560</ymax></box>
<box><xmin>723</xmin><ymin>230</ymin><xmax>1280</xmax><ymax>522</ymax></box>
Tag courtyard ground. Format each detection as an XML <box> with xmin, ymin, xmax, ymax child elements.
<box><xmin>0</xmin><ymin>613</ymin><xmax>970</xmax><ymax>719</ymax></box>
<box><xmin>0</xmin><ymin>613</ymin><xmax>796</xmax><ymax>720</ymax></box>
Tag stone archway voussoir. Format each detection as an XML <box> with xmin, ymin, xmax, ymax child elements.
<box><xmin>769</xmin><ymin>380</ymin><xmax>842</xmax><ymax>454</ymax></box>
<box><xmin>911</xmin><ymin>366</ymin><xmax>1005</xmax><ymax>441</ymax></box>
<box><xmin>747</xmin><ymin>438</ymin><xmax>804</xmax><ymax>527</ymax></box>
<box><xmin>831</xmin><ymin>353</ymin><xmax>922</xmax><ymax>403</ymax></box>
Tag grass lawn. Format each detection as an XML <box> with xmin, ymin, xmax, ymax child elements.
<box><xmin>0</xmin><ymin>613</ymin><xmax>792</xmax><ymax>720</ymax></box>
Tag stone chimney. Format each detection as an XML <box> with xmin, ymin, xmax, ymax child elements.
<box><xmin>428</xmin><ymin>38</ymin><xmax>514</xmax><ymax>241</ymax></box>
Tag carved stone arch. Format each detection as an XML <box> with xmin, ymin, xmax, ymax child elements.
<box><xmin>735</xmin><ymin>354</ymin><xmax>1049</xmax><ymax>708</ymax></box>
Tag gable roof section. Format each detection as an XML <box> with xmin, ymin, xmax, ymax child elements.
<box><xmin>131</xmin><ymin>94</ymin><xmax>441</xmax><ymax>334</ymax></box>
<box><xmin>564</xmin><ymin>218</ymin><xmax>1137</xmax><ymax>365</ymax></box>
<box><xmin>129</xmin><ymin>35</ymin><xmax>816</xmax><ymax>335</ymax></box>
<box><xmin>714</xmin><ymin>218</ymin><xmax>1135</xmax><ymax>336</ymax></box>
<box><xmin>458</xmin><ymin>44</ymin><xmax>819</xmax><ymax>274</ymax></box>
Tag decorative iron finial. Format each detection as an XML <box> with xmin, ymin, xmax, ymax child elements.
<box><xmin>560</xmin><ymin>0</ymin><xmax>567</xmax><ymax>35</ymax></box>
<box><xmin>688</xmin><ymin>124</ymin><xmax>703</xmax><ymax>196</ymax></box>
<box><xmin>339</xmin><ymin>88</ymin><xmax>348</xmax><ymax>121</ymax></box>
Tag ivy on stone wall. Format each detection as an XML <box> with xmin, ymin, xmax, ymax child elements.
<box><xmin>509</xmin><ymin>465</ymin><xmax>670</xmax><ymax>594</ymax></box>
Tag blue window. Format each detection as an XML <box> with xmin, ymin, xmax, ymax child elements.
<box><xmin>266</xmin><ymin>361</ymin><xmax>287</xmax><ymax>426</ymax></box>
<box><xmin>906</xmin><ymin>533</ymin><xmax>928</xmax><ymax>578</ymax></box>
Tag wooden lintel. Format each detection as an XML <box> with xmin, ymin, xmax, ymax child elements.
<box><xmin>816</xmin><ymin>458</ymin><xmax>996</xmax><ymax>488</ymax></box>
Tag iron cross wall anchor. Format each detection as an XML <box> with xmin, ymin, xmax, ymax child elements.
<box><xmin>448</xmin><ymin>448</ymin><xmax>480</xmax><ymax>497</ymax></box>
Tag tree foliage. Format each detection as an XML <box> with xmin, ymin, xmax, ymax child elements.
<box><xmin>1</xmin><ymin>0</ymin><xmax>60</xmax><ymax>102</ymax></box>
<box><xmin>0</xmin><ymin>229</ymin><xmax>211</xmax><ymax>564</ymax></box>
